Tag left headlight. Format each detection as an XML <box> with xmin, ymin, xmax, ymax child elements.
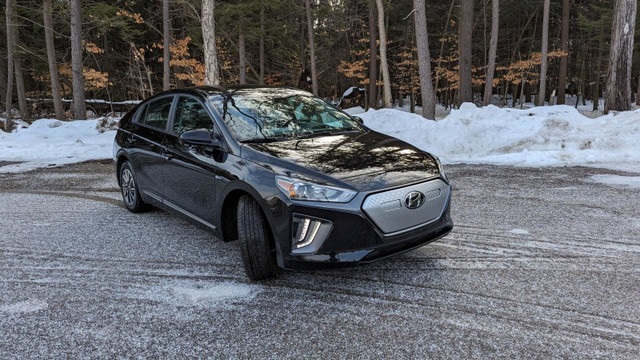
<box><xmin>275</xmin><ymin>176</ymin><xmax>357</xmax><ymax>203</ymax></box>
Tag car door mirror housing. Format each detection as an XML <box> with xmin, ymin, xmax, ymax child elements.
<box><xmin>180</xmin><ymin>129</ymin><xmax>222</xmax><ymax>148</ymax></box>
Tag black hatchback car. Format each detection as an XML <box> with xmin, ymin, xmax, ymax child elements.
<box><xmin>114</xmin><ymin>86</ymin><xmax>452</xmax><ymax>280</ymax></box>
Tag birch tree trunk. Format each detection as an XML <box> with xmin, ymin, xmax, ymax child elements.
<box><xmin>604</xmin><ymin>0</ymin><xmax>637</xmax><ymax>113</ymax></box>
<box><xmin>239</xmin><ymin>16</ymin><xmax>246</xmax><ymax>84</ymax></box>
<box><xmin>375</xmin><ymin>0</ymin><xmax>392</xmax><ymax>108</ymax></box>
<box><xmin>557</xmin><ymin>0</ymin><xmax>570</xmax><ymax>105</ymax></box>
<box><xmin>458</xmin><ymin>0</ymin><xmax>473</xmax><ymax>105</ymax></box>
<box><xmin>538</xmin><ymin>0</ymin><xmax>550</xmax><ymax>106</ymax></box>
<box><xmin>162</xmin><ymin>0</ymin><xmax>171</xmax><ymax>91</ymax></box>
<box><xmin>413</xmin><ymin>0</ymin><xmax>435</xmax><ymax>119</ymax></box>
<box><xmin>202</xmin><ymin>0</ymin><xmax>219</xmax><ymax>86</ymax></box>
<box><xmin>368</xmin><ymin>0</ymin><xmax>378</xmax><ymax>109</ymax></box>
<box><xmin>44</xmin><ymin>0</ymin><xmax>64</xmax><ymax>120</ymax></box>
<box><xmin>71</xmin><ymin>0</ymin><xmax>86</xmax><ymax>119</ymax></box>
<box><xmin>304</xmin><ymin>0</ymin><xmax>318</xmax><ymax>95</ymax></box>
<box><xmin>4</xmin><ymin>0</ymin><xmax>14</xmax><ymax>131</ymax></box>
<box><xmin>483</xmin><ymin>0</ymin><xmax>499</xmax><ymax>106</ymax></box>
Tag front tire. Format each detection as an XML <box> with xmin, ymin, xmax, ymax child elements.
<box><xmin>119</xmin><ymin>161</ymin><xmax>149</xmax><ymax>213</ymax></box>
<box><xmin>237</xmin><ymin>195</ymin><xmax>278</xmax><ymax>280</ymax></box>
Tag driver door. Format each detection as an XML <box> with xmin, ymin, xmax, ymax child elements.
<box><xmin>161</xmin><ymin>96</ymin><xmax>221</xmax><ymax>227</ymax></box>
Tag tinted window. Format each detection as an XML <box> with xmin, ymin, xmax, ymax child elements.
<box><xmin>173</xmin><ymin>97</ymin><xmax>213</xmax><ymax>134</ymax></box>
<box><xmin>140</xmin><ymin>97</ymin><xmax>173</xmax><ymax>130</ymax></box>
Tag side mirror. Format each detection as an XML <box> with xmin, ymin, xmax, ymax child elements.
<box><xmin>180</xmin><ymin>128</ymin><xmax>222</xmax><ymax>149</ymax></box>
<box><xmin>352</xmin><ymin>116</ymin><xmax>364</xmax><ymax>124</ymax></box>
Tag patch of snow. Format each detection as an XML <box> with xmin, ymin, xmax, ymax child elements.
<box><xmin>138</xmin><ymin>281</ymin><xmax>260</xmax><ymax>308</ymax></box>
<box><xmin>509</xmin><ymin>229</ymin><xmax>530</xmax><ymax>235</ymax></box>
<box><xmin>590</xmin><ymin>174</ymin><xmax>640</xmax><ymax>188</ymax></box>
<box><xmin>0</xmin><ymin>299</ymin><xmax>48</xmax><ymax>314</ymax></box>
<box><xmin>343</xmin><ymin>106</ymin><xmax>366</xmax><ymax>115</ymax></box>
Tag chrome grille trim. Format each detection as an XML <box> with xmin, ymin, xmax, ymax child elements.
<box><xmin>361</xmin><ymin>179</ymin><xmax>450</xmax><ymax>234</ymax></box>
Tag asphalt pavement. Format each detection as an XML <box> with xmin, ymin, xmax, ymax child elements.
<box><xmin>1</xmin><ymin>161</ymin><xmax>639</xmax><ymax>358</ymax></box>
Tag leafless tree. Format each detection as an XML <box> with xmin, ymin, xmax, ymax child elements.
<box><xmin>71</xmin><ymin>0</ymin><xmax>86</xmax><ymax>119</ymax></box>
<box><xmin>368</xmin><ymin>0</ymin><xmax>378</xmax><ymax>109</ymax></box>
<box><xmin>4</xmin><ymin>0</ymin><xmax>15</xmax><ymax>131</ymax></box>
<box><xmin>375</xmin><ymin>0</ymin><xmax>392</xmax><ymax>108</ymax></box>
<box><xmin>413</xmin><ymin>0</ymin><xmax>435</xmax><ymax>119</ymax></box>
<box><xmin>239</xmin><ymin>15</ymin><xmax>246</xmax><ymax>84</ymax></box>
<box><xmin>44</xmin><ymin>0</ymin><xmax>64</xmax><ymax>119</ymax></box>
<box><xmin>458</xmin><ymin>0</ymin><xmax>473</xmax><ymax>105</ymax></box>
<box><xmin>605</xmin><ymin>0</ymin><xmax>637</xmax><ymax>113</ymax></box>
<box><xmin>557</xmin><ymin>0</ymin><xmax>570</xmax><ymax>105</ymax></box>
<box><xmin>538</xmin><ymin>0</ymin><xmax>550</xmax><ymax>106</ymax></box>
<box><xmin>202</xmin><ymin>0</ymin><xmax>219</xmax><ymax>86</ymax></box>
<box><xmin>483</xmin><ymin>0</ymin><xmax>499</xmax><ymax>106</ymax></box>
<box><xmin>305</xmin><ymin>0</ymin><xmax>318</xmax><ymax>95</ymax></box>
<box><xmin>162</xmin><ymin>0</ymin><xmax>171</xmax><ymax>91</ymax></box>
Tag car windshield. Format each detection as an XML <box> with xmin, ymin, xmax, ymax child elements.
<box><xmin>208</xmin><ymin>88</ymin><xmax>363</xmax><ymax>142</ymax></box>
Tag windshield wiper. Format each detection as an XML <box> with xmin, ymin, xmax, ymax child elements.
<box><xmin>296</xmin><ymin>128</ymin><xmax>359</xmax><ymax>139</ymax></box>
<box><xmin>240</xmin><ymin>137</ymin><xmax>286</xmax><ymax>143</ymax></box>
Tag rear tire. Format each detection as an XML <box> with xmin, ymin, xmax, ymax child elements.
<box><xmin>237</xmin><ymin>195</ymin><xmax>278</xmax><ymax>280</ymax></box>
<box><xmin>119</xmin><ymin>161</ymin><xmax>149</xmax><ymax>213</ymax></box>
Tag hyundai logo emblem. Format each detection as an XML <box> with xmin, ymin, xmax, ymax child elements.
<box><xmin>404</xmin><ymin>191</ymin><xmax>426</xmax><ymax>209</ymax></box>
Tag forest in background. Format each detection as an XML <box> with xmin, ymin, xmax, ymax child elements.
<box><xmin>1</xmin><ymin>0</ymin><xmax>638</xmax><ymax>130</ymax></box>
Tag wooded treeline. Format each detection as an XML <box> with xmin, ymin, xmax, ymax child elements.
<box><xmin>1</xmin><ymin>0</ymin><xmax>638</xmax><ymax>131</ymax></box>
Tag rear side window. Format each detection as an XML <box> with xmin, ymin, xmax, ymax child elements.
<box><xmin>140</xmin><ymin>97</ymin><xmax>173</xmax><ymax>130</ymax></box>
<box><xmin>173</xmin><ymin>97</ymin><xmax>214</xmax><ymax>134</ymax></box>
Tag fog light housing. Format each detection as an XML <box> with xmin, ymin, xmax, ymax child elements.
<box><xmin>291</xmin><ymin>215</ymin><xmax>332</xmax><ymax>254</ymax></box>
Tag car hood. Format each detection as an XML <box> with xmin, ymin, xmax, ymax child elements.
<box><xmin>242</xmin><ymin>130</ymin><xmax>440</xmax><ymax>192</ymax></box>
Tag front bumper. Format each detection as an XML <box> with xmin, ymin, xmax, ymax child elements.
<box><xmin>270</xmin><ymin>178</ymin><xmax>453</xmax><ymax>270</ymax></box>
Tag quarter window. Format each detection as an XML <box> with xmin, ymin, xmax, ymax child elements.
<box><xmin>173</xmin><ymin>97</ymin><xmax>214</xmax><ymax>134</ymax></box>
<box><xmin>140</xmin><ymin>97</ymin><xmax>173</xmax><ymax>130</ymax></box>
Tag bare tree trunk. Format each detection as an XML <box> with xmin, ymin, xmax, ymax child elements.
<box><xmin>304</xmin><ymin>0</ymin><xmax>318</xmax><ymax>95</ymax></box>
<box><xmin>4</xmin><ymin>0</ymin><xmax>15</xmax><ymax>131</ymax></box>
<box><xmin>70</xmin><ymin>0</ymin><xmax>86</xmax><ymax>119</ymax></box>
<box><xmin>413</xmin><ymin>0</ymin><xmax>435</xmax><ymax>119</ymax></box>
<box><xmin>202</xmin><ymin>0</ymin><xmax>219</xmax><ymax>86</ymax></box>
<box><xmin>593</xmin><ymin>34</ymin><xmax>604</xmax><ymax>111</ymax></box>
<box><xmin>483</xmin><ymin>0</ymin><xmax>499</xmax><ymax>106</ymax></box>
<box><xmin>434</xmin><ymin>0</ymin><xmax>455</xmax><ymax>105</ymax></box>
<box><xmin>368</xmin><ymin>0</ymin><xmax>378</xmax><ymax>109</ymax></box>
<box><xmin>538</xmin><ymin>0</ymin><xmax>550</xmax><ymax>106</ymax></box>
<box><xmin>162</xmin><ymin>0</ymin><xmax>171</xmax><ymax>91</ymax></box>
<box><xmin>259</xmin><ymin>5</ymin><xmax>265</xmax><ymax>85</ymax></box>
<box><xmin>636</xmin><ymin>73</ymin><xmax>640</xmax><ymax>105</ymax></box>
<box><xmin>557</xmin><ymin>0</ymin><xmax>570</xmax><ymax>104</ymax></box>
<box><xmin>605</xmin><ymin>0</ymin><xmax>637</xmax><ymax>113</ymax></box>
<box><xmin>459</xmin><ymin>0</ymin><xmax>473</xmax><ymax>105</ymax></box>
<box><xmin>43</xmin><ymin>0</ymin><xmax>64</xmax><ymax>120</ymax></box>
<box><xmin>238</xmin><ymin>16</ymin><xmax>246</xmax><ymax>84</ymax></box>
<box><xmin>0</xmin><ymin>26</ymin><xmax>7</xmax><ymax>113</ymax></box>
<box><xmin>14</xmin><ymin>55</ymin><xmax>27</xmax><ymax>121</ymax></box>
<box><xmin>375</xmin><ymin>0</ymin><xmax>392</xmax><ymax>108</ymax></box>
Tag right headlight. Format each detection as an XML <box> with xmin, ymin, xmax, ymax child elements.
<box><xmin>275</xmin><ymin>176</ymin><xmax>357</xmax><ymax>203</ymax></box>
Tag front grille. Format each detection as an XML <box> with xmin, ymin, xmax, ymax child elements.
<box><xmin>361</xmin><ymin>179</ymin><xmax>450</xmax><ymax>234</ymax></box>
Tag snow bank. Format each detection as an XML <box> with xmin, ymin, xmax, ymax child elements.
<box><xmin>2</xmin><ymin>103</ymin><xmax>640</xmax><ymax>174</ymax></box>
<box><xmin>0</xmin><ymin>118</ymin><xmax>117</xmax><ymax>173</ymax></box>
<box><xmin>360</xmin><ymin>103</ymin><xmax>640</xmax><ymax>172</ymax></box>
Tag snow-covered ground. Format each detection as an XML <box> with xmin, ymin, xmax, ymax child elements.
<box><xmin>0</xmin><ymin>118</ymin><xmax>116</xmax><ymax>173</ymax></box>
<box><xmin>1</xmin><ymin>102</ymin><xmax>640</xmax><ymax>174</ymax></box>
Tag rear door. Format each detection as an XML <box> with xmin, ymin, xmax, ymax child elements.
<box><xmin>128</xmin><ymin>95</ymin><xmax>175</xmax><ymax>200</ymax></box>
<box><xmin>162</xmin><ymin>95</ymin><xmax>221</xmax><ymax>225</ymax></box>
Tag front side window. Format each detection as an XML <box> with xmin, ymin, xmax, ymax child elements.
<box><xmin>140</xmin><ymin>96</ymin><xmax>173</xmax><ymax>130</ymax></box>
<box><xmin>173</xmin><ymin>97</ymin><xmax>214</xmax><ymax>134</ymax></box>
<box><xmin>208</xmin><ymin>89</ymin><xmax>363</xmax><ymax>142</ymax></box>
